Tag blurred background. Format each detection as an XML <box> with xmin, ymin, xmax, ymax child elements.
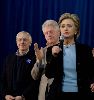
<box><xmin>0</xmin><ymin>0</ymin><xmax>94</xmax><ymax>99</ymax></box>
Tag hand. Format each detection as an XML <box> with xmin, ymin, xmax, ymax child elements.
<box><xmin>90</xmin><ymin>83</ymin><xmax>94</xmax><ymax>92</ymax></box>
<box><xmin>92</xmin><ymin>48</ymin><xmax>94</xmax><ymax>57</ymax></box>
<box><xmin>15</xmin><ymin>96</ymin><xmax>23</xmax><ymax>100</ymax></box>
<box><xmin>5</xmin><ymin>95</ymin><xmax>15</xmax><ymax>100</ymax></box>
<box><xmin>34</xmin><ymin>43</ymin><xmax>44</xmax><ymax>61</ymax></box>
<box><xmin>52</xmin><ymin>46</ymin><xmax>61</xmax><ymax>57</ymax></box>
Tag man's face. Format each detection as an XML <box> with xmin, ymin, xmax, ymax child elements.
<box><xmin>16</xmin><ymin>32</ymin><xmax>31</xmax><ymax>52</ymax></box>
<box><xmin>43</xmin><ymin>26</ymin><xmax>60</xmax><ymax>45</ymax></box>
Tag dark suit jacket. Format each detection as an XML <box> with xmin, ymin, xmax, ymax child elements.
<box><xmin>45</xmin><ymin>42</ymin><xmax>94</xmax><ymax>100</ymax></box>
<box><xmin>1</xmin><ymin>51</ymin><xmax>39</xmax><ymax>100</ymax></box>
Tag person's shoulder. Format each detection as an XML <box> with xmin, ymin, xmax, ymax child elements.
<box><xmin>3</xmin><ymin>53</ymin><xmax>16</xmax><ymax>64</ymax></box>
<box><xmin>5</xmin><ymin>53</ymin><xmax>16</xmax><ymax>59</ymax></box>
<box><xmin>76</xmin><ymin>42</ymin><xmax>92</xmax><ymax>49</ymax></box>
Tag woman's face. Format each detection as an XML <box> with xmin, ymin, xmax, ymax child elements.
<box><xmin>60</xmin><ymin>19</ymin><xmax>77</xmax><ymax>39</ymax></box>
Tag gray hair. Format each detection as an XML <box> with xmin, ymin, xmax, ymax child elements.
<box><xmin>16</xmin><ymin>31</ymin><xmax>32</xmax><ymax>44</ymax></box>
<box><xmin>42</xmin><ymin>20</ymin><xmax>60</xmax><ymax>33</ymax></box>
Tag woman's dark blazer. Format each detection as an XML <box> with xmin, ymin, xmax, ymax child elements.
<box><xmin>45</xmin><ymin>42</ymin><xmax>94</xmax><ymax>100</ymax></box>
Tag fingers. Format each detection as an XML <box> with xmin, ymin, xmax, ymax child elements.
<box><xmin>52</xmin><ymin>46</ymin><xmax>61</xmax><ymax>57</ymax></box>
<box><xmin>5</xmin><ymin>95</ymin><xmax>15</xmax><ymax>100</ymax></box>
<box><xmin>92</xmin><ymin>48</ymin><xmax>94</xmax><ymax>57</ymax></box>
<box><xmin>90</xmin><ymin>83</ymin><xmax>94</xmax><ymax>92</ymax></box>
<box><xmin>34</xmin><ymin>43</ymin><xmax>39</xmax><ymax>52</ymax></box>
<box><xmin>34</xmin><ymin>43</ymin><xmax>44</xmax><ymax>61</ymax></box>
<box><xmin>15</xmin><ymin>96</ymin><xmax>22</xmax><ymax>100</ymax></box>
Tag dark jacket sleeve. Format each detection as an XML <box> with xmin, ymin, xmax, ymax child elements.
<box><xmin>45</xmin><ymin>46</ymin><xmax>63</xmax><ymax>100</ymax></box>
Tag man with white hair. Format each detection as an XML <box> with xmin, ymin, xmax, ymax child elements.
<box><xmin>1</xmin><ymin>31</ymin><xmax>39</xmax><ymax>100</ymax></box>
<box><xmin>31</xmin><ymin>20</ymin><xmax>60</xmax><ymax>100</ymax></box>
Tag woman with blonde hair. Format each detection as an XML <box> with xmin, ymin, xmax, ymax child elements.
<box><xmin>45</xmin><ymin>13</ymin><xmax>94</xmax><ymax>99</ymax></box>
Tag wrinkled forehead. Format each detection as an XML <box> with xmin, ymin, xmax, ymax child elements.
<box><xmin>43</xmin><ymin>26</ymin><xmax>56</xmax><ymax>32</ymax></box>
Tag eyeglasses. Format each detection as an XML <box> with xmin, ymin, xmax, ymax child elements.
<box><xmin>17</xmin><ymin>38</ymin><xmax>29</xmax><ymax>42</ymax></box>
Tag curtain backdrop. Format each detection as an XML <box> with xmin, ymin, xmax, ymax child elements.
<box><xmin>0</xmin><ymin>0</ymin><xmax>94</xmax><ymax>98</ymax></box>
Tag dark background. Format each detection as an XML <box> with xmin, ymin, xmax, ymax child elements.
<box><xmin>0</xmin><ymin>0</ymin><xmax>94</xmax><ymax>99</ymax></box>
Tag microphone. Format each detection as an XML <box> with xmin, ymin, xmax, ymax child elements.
<box><xmin>59</xmin><ymin>35</ymin><xmax>64</xmax><ymax>49</ymax></box>
<box><xmin>51</xmin><ymin>35</ymin><xmax>64</xmax><ymax>57</ymax></box>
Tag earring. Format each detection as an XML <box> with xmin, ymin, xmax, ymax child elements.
<box><xmin>75</xmin><ymin>33</ymin><xmax>77</xmax><ymax>35</ymax></box>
